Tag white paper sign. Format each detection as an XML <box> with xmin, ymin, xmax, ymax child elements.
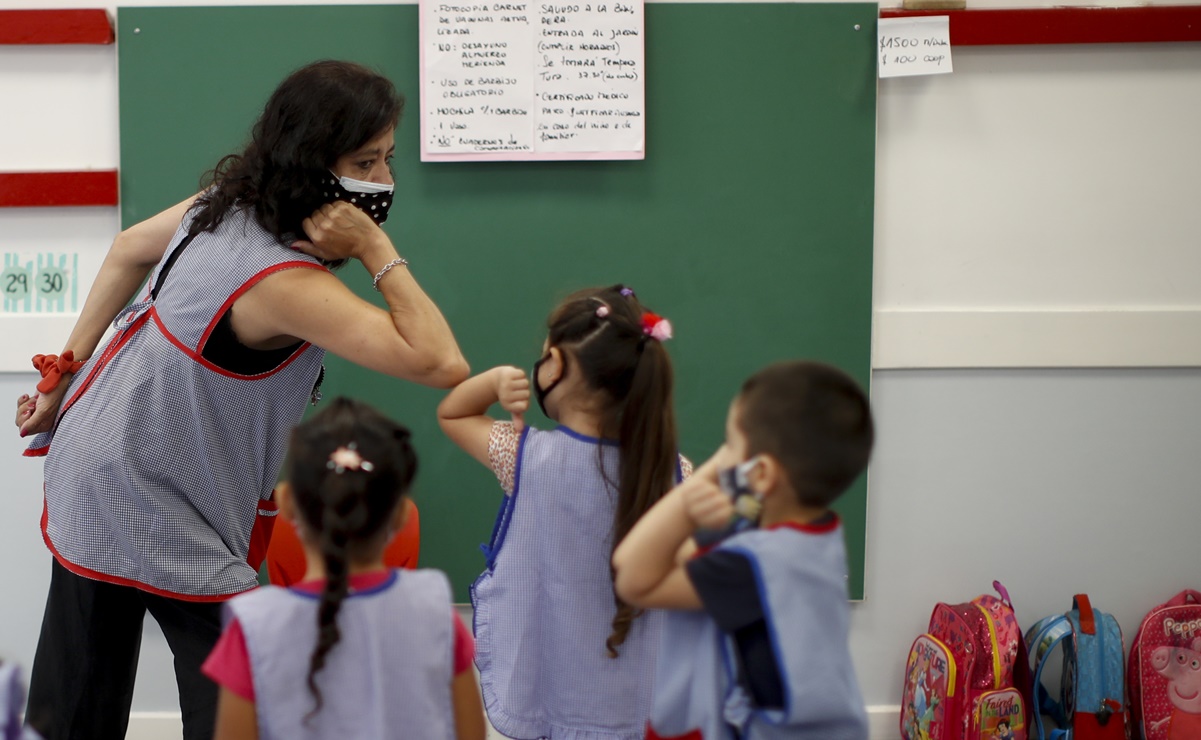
<box><xmin>421</xmin><ymin>0</ymin><xmax>645</xmax><ymax>161</ymax></box>
<box><xmin>878</xmin><ymin>16</ymin><xmax>952</xmax><ymax>79</ymax></box>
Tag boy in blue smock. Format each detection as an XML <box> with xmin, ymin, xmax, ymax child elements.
<box><xmin>614</xmin><ymin>360</ymin><xmax>873</xmax><ymax>740</ymax></box>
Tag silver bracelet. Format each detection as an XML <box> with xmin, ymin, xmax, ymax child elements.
<box><xmin>372</xmin><ymin>257</ymin><xmax>409</xmax><ymax>291</ymax></box>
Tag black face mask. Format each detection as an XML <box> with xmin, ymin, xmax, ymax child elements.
<box><xmin>533</xmin><ymin>352</ymin><xmax>566</xmax><ymax>418</ymax></box>
<box><xmin>323</xmin><ymin>173</ymin><xmax>394</xmax><ymax>225</ymax></box>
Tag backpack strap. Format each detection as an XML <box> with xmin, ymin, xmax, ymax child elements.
<box><xmin>1025</xmin><ymin>615</ymin><xmax>1074</xmax><ymax>740</ymax></box>
<box><xmin>1074</xmin><ymin>593</ymin><xmax>1096</xmax><ymax>635</ymax></box>
<box><xmin>993</xmin><ymin>580</ymin><xmax>1015</xmax><ymax>609</ymax></box>
<box><xmin>1166</xmin><ymin>589</ymin><xmax>1201</xmax><ymax>607</ymax></box>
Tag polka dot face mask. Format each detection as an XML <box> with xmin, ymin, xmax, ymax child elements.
<box><xmin>324</xmin><ymin>172</ymin><xmax>394</xmax><ymax>225</ymax></box>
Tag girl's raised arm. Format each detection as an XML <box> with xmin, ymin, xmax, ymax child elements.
<box><xmin>436</xmin><ymin>366</ymin><xmax>529</xmax><ymax>466</ymax></box>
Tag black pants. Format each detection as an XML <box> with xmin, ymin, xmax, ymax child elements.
<box><xmin>25</xmin><ymin>559</ymin><xmax>223</xmax><ymax>740</ymax></box>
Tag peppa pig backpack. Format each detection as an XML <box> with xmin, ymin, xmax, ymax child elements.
<box><xmin>900</xmin><ymin>581</ymin><xmax>1031</xmax><ymax>740</ymax></box>
<box><xmin>1128</xmin><ymin>589</ymin><xmax>1201</xmax><ymax>740</ymax></box>
<box><xmin>1024</xmin><ymin>594</ymin><xmax>1127</xmax><ymax>740</ymax></box>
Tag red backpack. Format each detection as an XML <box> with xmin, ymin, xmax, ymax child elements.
<box><xmin>901</xmin><ymin>582</ymin><xmax>1032</xmax><ymax>740</ymax></box>
<box><xmin>1128</xmin><ymin>589</ymin><xmax>1201</xmax><ymax>740</ymax></box>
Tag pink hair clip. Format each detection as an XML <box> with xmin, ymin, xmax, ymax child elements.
<box><xmin>327</xmin><ymin>443</ymin><xmax>374</xmax><ymax>474</ymax></box>
<box><xmin>640</xmin><ymin>312</ymin><xmax>673</xmax><ymax>342</ymax></box>
<box><xmin>596</xmin><ymin>305</ymin><xmax>610</xmax><ymax>318</ymax></box>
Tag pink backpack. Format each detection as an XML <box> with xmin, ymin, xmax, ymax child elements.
<box><xmin>1128</xmin><ymin>589</ymin><xmax>1201</xmax><ymax>740</ymax></box>
<box><xmin>901</xmin><ymin>582</ymin><xmax>1031</xmax><ymax>740</ymax></box>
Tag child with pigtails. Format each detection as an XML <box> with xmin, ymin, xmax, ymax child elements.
<box><xmin>438</xmin><ymin>284</ymin><xmax>687</xmax><ymax>740</ymax></box>
<box><xmin>203</xmin><ymin>397</ymin><xmax>485</xmax><ymax>740</ymax></box>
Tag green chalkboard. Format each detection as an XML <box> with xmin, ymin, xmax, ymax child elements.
<box><xmin>118</xmin><ymin>3</ymin><xmax>877</xmax><ymax>601</ymax></box>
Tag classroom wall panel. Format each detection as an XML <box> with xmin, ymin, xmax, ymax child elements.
<box><xmin>874</xmin><ymin>43</ymin><xmax>1201</xmax><ymax>368</ymax></box>
<box><xmin>0</xmin><ymin>46</ymin><xmax>117</xmax><ymax>169</ymax></box>
<box><xmin>0</xmin><ymin>46</ymin><xmax>117</xmax><ymax>371</ymax></box>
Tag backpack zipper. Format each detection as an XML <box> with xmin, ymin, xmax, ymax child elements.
<box><xmin>976</xmin><ymin>603</ymin><xmax>1002</xmax><ymax>689</ymax></box>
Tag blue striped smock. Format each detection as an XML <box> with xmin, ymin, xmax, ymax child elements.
<box><xmin>228</xmin><ymin>569</ymin><xmax>456</xmax><ymax>739</ymax></box>
<box><xmin>472</xmin><ymin>425</ymin><xmax>668</xmax><ymax>740</ymax></box>
<box><xmin>26</xmin><ymin>207</ymin><xmax>326</xmax><ymax>599</ymax></box>
<box><xmin>650</xmin><ymin>522</ymin><xmax>868</xmax><ymax>740</ymax></box>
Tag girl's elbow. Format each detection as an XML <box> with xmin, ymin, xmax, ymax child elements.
<box><xmin>435</xmin><ymin>411</ymin><xmax>458</xmax><ymax>436</ymax></box>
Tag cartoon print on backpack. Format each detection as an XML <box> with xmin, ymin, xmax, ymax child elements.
<box><xmin>1149</xmin><ymin>636</ymin><xmax>1201</xmax><ymax>739</ymax></box>
<box><xmin>993</xmin><ymin>720</ymin><xmax>1016</xmax><ymax>740</ymax></box>
<box><xmin>901</xmin><ymin>636</ymin><xmax>949</xmax><ymax>740</ymax></box>
<box><xmin>914</xmin><ymin>662</ymin><xmax>942</xmax><ymax>737</ymax></box>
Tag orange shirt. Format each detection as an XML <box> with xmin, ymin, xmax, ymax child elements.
<box><xmin>265</xmin><ymin>499</ymin><xmax>421</xmax><ymax>586</ymax></box>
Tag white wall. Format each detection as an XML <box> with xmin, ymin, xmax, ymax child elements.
<box><xmin>874</xmin><ymin>42</ymin><xmax>1201</xmax><ymax>369</ymax></box>
<box><xmin>3</xmin><ymin>4</ymin><xmax>1201</xmax><ymax>738</ymax></box>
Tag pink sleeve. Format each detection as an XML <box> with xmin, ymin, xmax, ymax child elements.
<box><xmin>201</xmin><ymin>618</ymin><xmax>256</xmax><ymax>702</ymax></box>
<box><xmin>453</xmin><ymin>610</ymin><xmax>475</xmax><ymax>675</ymax></box>
<box><xmin>487</xmin><ymin>421</ymin><xmax>521</xmax><ymax>495</ymax></box>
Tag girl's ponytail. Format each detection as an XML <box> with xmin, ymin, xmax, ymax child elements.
<box><xmin>607</xmin><ymin>329</ymin><xmax>676</xmax><ymax>656</ymax></box>
<box><xmin>305</xmin><ymin>475</ymin><xmax>367</xmax><ymax>720</ymax></box>
<box><xmin>546</xmin><ymin>285</ymin><xmax>678</xmax><ymax>657</ymax></box>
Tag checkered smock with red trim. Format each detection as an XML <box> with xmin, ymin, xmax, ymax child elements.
<box><xmin>27</xmin><ymin>208</ymin><xmax>326</xmax><ymax>599</ymax></box>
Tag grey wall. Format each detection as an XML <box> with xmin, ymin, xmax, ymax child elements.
<box><xmin>852</xmin><ymin>367</ymin><xmax>1201</xmax><ymax>705</ymax></box>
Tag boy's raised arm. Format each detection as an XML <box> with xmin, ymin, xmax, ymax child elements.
<box><xmin>613</xmin><ymin>454</ymin><xmax>732</xmax><ymax>610</ymax></box>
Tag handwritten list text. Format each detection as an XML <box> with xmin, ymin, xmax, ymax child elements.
<box><xmin>421</xmin><ymin>0</ymin><xmax>645</xmax><ymax>160</ymax></box>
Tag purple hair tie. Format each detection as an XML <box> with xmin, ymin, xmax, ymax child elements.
<box><xmin>619</xmin><ymin>287</ymin><xmax>635</xmax><ymax>297</ymax></box>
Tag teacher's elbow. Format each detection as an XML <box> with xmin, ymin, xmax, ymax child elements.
<box><xmin>409</xmin><ymin>350</ymin><xmax>470</xmax><ymax>389</ymax></box>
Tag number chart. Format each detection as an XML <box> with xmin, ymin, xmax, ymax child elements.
<box><xmin>2</xmin><ymin>253</ymin><xmax>78</xmax><ymax>314</ymax></box>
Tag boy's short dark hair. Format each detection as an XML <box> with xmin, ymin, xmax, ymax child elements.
<box><xmin>737</xmin><ymin>361</ymin><xmax>873</xmax><ymax>508</ymax></box>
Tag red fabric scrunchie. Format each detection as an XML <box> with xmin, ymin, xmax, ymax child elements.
<box><xmin>640</xmin><ymin>312</ymin><xmax>673</xmax><ymax>342</ymax></box>
<box><xmin>32</xmin><ymin>351</ymin><xmax>86</xmax><ymax>394</ymax></box>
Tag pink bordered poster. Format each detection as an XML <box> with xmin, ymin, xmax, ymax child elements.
<box><xmin>420</xmin><ymin>0</ymin><xmax>645</xmax><ymax>161</ymax></box>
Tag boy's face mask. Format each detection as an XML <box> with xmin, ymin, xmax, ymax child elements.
<box><xmin>719</xmin><ymin>456</ymin><xmax>765</xmax><ymax>530</ymax></box>
<box><xmin>324</xmin><ymin>172</ymin><xmax>394</xmax><ymax>225</ymax></box>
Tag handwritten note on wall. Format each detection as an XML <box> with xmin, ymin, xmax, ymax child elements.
<box><xmin>420</xmin><ymin>0</ymin><xmax>645</xmax><ymax>161</ymax></box>
<box><xmin>878</xmin><ymin>16</ymin><xmax>952</xmax><ymax>79</ymax></box>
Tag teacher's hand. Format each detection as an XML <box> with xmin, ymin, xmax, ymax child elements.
<box><xmin>15</xmin><ymin>394</ymin><xmax>36</xmax><ymax>429</ymax></box>
<box><xmin>295</xmin><ymin>202</ymin><xmax>388</xmax><ymax>263</ymax></box>
<box><xmin>16</xmin><ymin>383</ymin><xmax>68</xmax><ymax>437</ymax></box>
